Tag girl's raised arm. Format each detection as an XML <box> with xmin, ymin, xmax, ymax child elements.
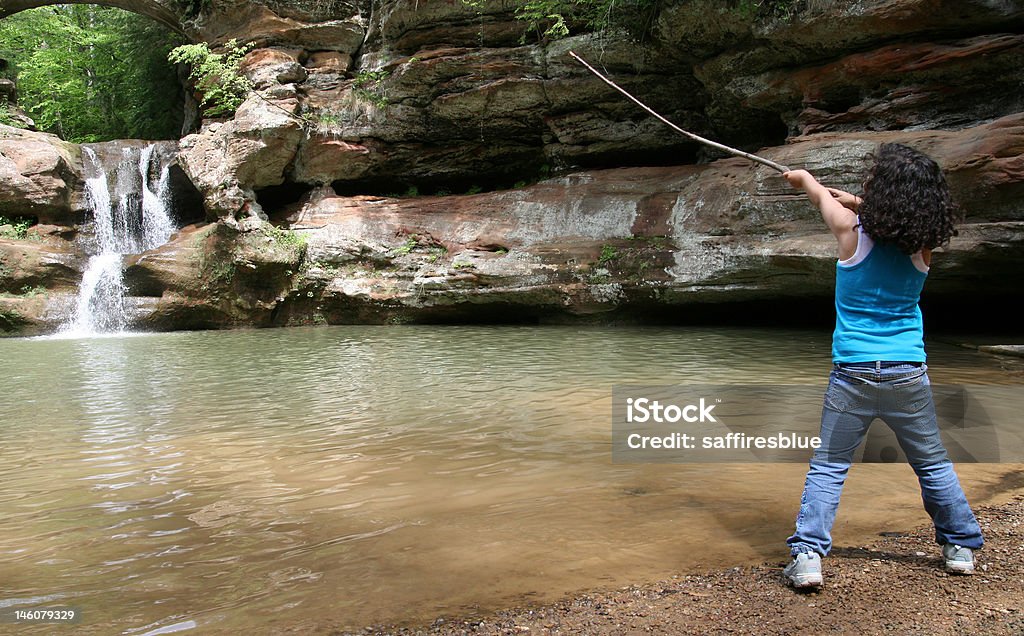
<box><xmin>784</xmin><ymin>170</ymin><xmax>859</xmax><ymax>260</ymax></box>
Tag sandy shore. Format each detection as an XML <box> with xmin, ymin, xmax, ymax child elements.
<box><xmin>352</xmin><ymin>495</ymin><xmax>1024</xmax><ymax>636</ymax></box>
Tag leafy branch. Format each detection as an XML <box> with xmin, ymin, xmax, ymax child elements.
<box><xmin>168</xmin><ymin>38</ymin><xmax>254</xmax><ymax>117</ymax></box>
<box><xmin>0</xmin><ymin>100</ymin><xmax>28</xmax><ymax>130</ymax></box>
<box><xmin>353</xmin><ymin>69</ymin><xmax>390</xmax><ymax>107</ymax></box>
<box><xmin>515</xmin><ymin>0</ymin><xmax>661</xmax><ymax>41</ymax></box>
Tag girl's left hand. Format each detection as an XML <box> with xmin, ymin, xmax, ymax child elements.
<box><xmin>783</xmin><ymin>169</ymin><xmax>816</xmax><ymax>190</ymax></box>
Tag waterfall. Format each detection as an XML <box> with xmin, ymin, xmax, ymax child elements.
<box><xmin>60</xmin><ymin>145</ymin><xmax>177</xmax><ymax>336</ymax></box>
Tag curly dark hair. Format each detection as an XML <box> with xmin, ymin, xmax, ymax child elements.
<box><xmin>856</xmin><ymin>143</ymin><xmax>962</xmax><ymax>254</ymax></box>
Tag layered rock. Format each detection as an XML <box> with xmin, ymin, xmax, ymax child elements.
<box><xmin>170</xmin><ymin>0</ymin><xmax>1024</xmax><ymax>224</ymax></box>
<box><xmin>0</xmin><ymin>126</ymin><xmax>84</xmax><ymax>225</ymax></box>
<box><xmin>0</xmin><ymin>137</ymin><xmax>204</xmax><ymax>335</ymax></box>
<box><xmin>120</xmin><ymin>114</ymin><xmax>1024</xmax><ymax>328</ymax></box>
<box><xmin>2</xmin><ymin>0</ymin><xmax>1024</xmax><ymax>334</ymax></box>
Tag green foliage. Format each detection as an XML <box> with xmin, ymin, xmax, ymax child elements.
<box><xmin>0</xmin><ymin>100</ymin><xmax>27</xmax><ymax>129</ymax></box>
<box><xmin>599</xmin><ymin>244</ymin><xmax>619</xmax><ymax>264</ymax></box>
<box><xmin>315</xmin><ymin>111</ymin><xmax>343</xmax><ymax>129</ymax></box>
<box><xmin>354</xmin><ymin>70</ymin><xmax>389</xmax><ymax>86</ymax></box>
<box><xmin>736</xmin><ymin>0</ymin><xmax>831</xmax><ymax>19</ymax></box>
<box><xmin>0</xmin><ymin>216</ymin><xmax>33</xmax><ymax>239</ymax></box>
<box><xmin>261</xmin><ymin>224</ymin><xmax>308</xmax><ymax>250</ymax></box>
<box><xmin>207</xmin><ymin>260</ymin><xmax>236</xmax><ymax>284</ymax></box>
<box><xmin>0</xmin><ymin>5</ymin><xmax>187</xmax><ymax>142</ymax></box>
<box><xmin>168</xmin><ymin>39</ymin><xmax>253</xmax><ymax>118</ymax></box>
<box><xmin>353</xmin><ymin>69</ymin><xmax>390</xmax><ymax>107</ymax></box>
<box><xmin>515</xmin><ymin>0</ymin><xmax>661</xmax><ymax>41</ymax></box>
<box><xmin>426</xmin><ymin>245</ymin><xmax>447</xmax><ymax>262</ymax></box>
<box><xmin>0</xmin><ymin>285</ymin><xmax>46</xmax><ymax>298</ymax></box>
<box><xmin>0</xmin><ymin>306</ymin><xmax>25</xmax><ymax>331</ymax></box>
<box><xmin>390</xmin><ymin>236</ymin><xmax>419</xmax><ymax>256</ymax></box>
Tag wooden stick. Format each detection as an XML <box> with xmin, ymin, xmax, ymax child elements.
<box><xmin>568</xmin><ymin>51</ymin><xmax>791</xmax><ymax>173</ymax></box>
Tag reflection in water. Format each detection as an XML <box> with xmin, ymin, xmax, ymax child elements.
<box><xmin>0</xmin><ymin>326</ymin><xmax>1021</xmax><ymax>634</ymax></box>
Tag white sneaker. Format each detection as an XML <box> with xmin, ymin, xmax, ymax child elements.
<box><xmin>783</xmin><ymin>552</ymin><xmax>823</xmax><ymax>588</ymax></box>
<box><xmin>942</xmin><ymin>544</ymin><xmax>976</xmax><ymax>575</ymax></box>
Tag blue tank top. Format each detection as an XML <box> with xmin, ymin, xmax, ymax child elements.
<box><xmin>832</xmin><ymin>228</ymin><xmax>928</xmax><ymax>363</ymax></box>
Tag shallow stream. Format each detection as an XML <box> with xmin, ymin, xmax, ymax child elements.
<box><xmin>1</xmin><ymin>326</ymin><xmax>1021</xmax><ymax>634</ymax></box>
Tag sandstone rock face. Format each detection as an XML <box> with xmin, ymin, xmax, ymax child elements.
<box><xmin>0</xmin><ymin>237</ymin><xmax>81</xmax><ymax>294</ymax></box>
<box><xmin>0</xmin><ymin>236</ymin><xmax>82</xmax><ymax>335</ymax></box>
<box><xmin>177</xmin><ymin>94</ymin><xmax>304</xmax><ymax>220</ymax></box>
<box><xmin>0</xmin><ymin>126</ymin><xmax>83</xmax><ymax>225</ymax></box>
<box><xmin>732</xmin><ymin>34</ymin><xmax>1024</xmax><ymax>135</ymax></box>
<box><xmin>165</xmin><ymin>0</ymin><xmax>1024</xmax><ymax>226</ymax></box>
<box><xmin>120</xmin><ymin>115</ymin><xmax>1024</xmax><ymax>328</ymax></box>
<box><xmin>2</xmin><ymin>0</ymin><xmax>1024</xmax><ymax>334</ymax></box>
<box><xmin>123</xmin><ymin>221</ymin><xmax>307</xmax><ymax>330</ymax></box>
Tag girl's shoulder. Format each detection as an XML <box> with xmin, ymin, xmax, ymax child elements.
<box><xmin>838</xmin><ymin>224</ymin><xmax>873</xmax><ymax>268</ymax></box>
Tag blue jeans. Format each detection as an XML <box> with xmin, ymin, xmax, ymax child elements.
<box><xmin>787</xmin><ymin>361</ymin><xmax>984</xmax><ymax>556</ymax></box>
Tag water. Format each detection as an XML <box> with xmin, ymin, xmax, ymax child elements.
<box><xmin>61</xmin><ymin>145</ymin><xmax>176</xmax><ymax>336</ymax></box>
<box><xmin>0</xmin><ymin>326</ymin><xmax>1021</xmax><ymax>634</ymax></box>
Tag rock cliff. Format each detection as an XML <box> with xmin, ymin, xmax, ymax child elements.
<box><xmin>1</xmin><ymin>0</ymin><xmax>1022</xmax><ymax>333</ymax></box>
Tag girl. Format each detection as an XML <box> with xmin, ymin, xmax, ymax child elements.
<box><xmin>781</xmin><ymin>143</ymin><xmax>983</xmax><ymax>588</ymax></box>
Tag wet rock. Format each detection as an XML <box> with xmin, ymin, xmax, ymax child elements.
<box><xmin>977</xmin><ymin>345</ymin><xmax>1024</xmax><ymax>358</ymax></box>
<box><xmin>0</xmin><ymin>293</ymin><xmax>75</xmax><ymax>335</ymax></box>
<box><xmin>124</xmin><ymin>220</ymin><xmax>306</xmax><ymax>330</ymax></box>
<box><xmin>240</xmin><ymin>115</ymin><xmax>1024</xmax><ymax>326</ymax></box>
<box><xmin>123</xmin><ymin>223</ymin><xmax>210</xmax><ymax>297</ymax></box>
<box><xmin>0</xmin><ymin>237</ymin><xmax>81</xmax><ymax>294</ymax></box>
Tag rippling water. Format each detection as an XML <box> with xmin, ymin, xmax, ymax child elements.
<box><xmin>1</xmin><ymin>326</ymin><xmax>1021</xmax><ymax>634</ymax></box>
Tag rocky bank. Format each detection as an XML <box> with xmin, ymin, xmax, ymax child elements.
<box><xmin>350</xmin><ymin>495</ymin><xmax>1024</xmax><ymax>636</ymax></box>
<box><xmin>1</xmin><ymin>0</ymin><xmax>1023</xmax><ymax>334</ymax></box>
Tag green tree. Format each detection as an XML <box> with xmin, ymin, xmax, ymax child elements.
<box><xmin>514</xmin><ymin>0</ymin><xmax>661</xmax><ymax>41</ymax></box>
<box><xmin>167</xmin><ymin>39</ymin><xmax>253</xmax><ymax>118</ymax></box>
<box><xmin>0</xmin><ymin>6</ymin><xmax>186</xmax><ymax>142</ymax></box>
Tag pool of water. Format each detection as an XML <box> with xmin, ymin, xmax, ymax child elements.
<box><xmin>1</xmin><ymin>326</ymin><xmax>1022</xmax><ymax>634</ymax></box>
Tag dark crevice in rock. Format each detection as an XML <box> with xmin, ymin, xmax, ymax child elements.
<box><xmin>255</xmin><ymin>182</ymin><xmax>316</xmax><ymax>215</ymax></box>
<box><xmin>443</xmin><ymin>294</ymin><xmax>1024</xmax><ymax>333</ymax></box>
<box><xmin>922</xmin><ymin>295</ymin><xmax>1024</xmax><ymax>335</ymax></box>
<box><xmin>167</xmin><ymin>164</ymin><xmax>206</xmax><ymax>225</ymax></box>
<box><xmin>699</xmin><ymin>296</ymin><xmax>1019</xmax><ymax>334</ymax></box>
<box><xmin>329</xmin><ymin>166</ymin><xmax>552</xmax><ymax>198</ymax></box>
